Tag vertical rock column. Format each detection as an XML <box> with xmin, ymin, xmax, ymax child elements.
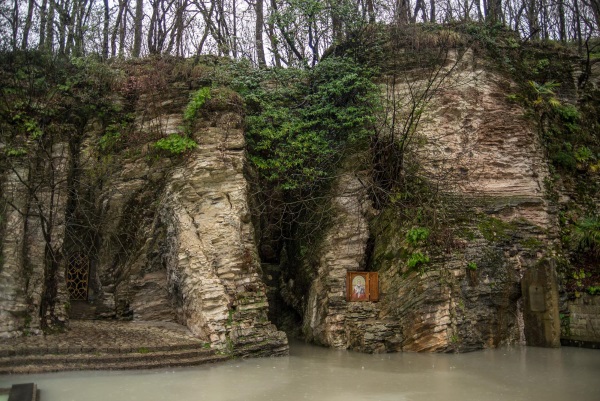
<box><xmin>161</xmin><ymin>112</ymin><xmax>288</xmax><ymax>356</ymax></box>
<box><xmin>0</xmin><ymin>143</ymin><xmax>70</xmax><ymax>336</ymax></box>
<box><xmin>0</xmin><ymin>166</ymin><xmax>29</xmax><ymax>338</ymax></box>
<box><xmin>303</xmin><ymin>171</ymin><xmax>375</xmax><ymax>349</ymax></box>
<box><xmin>522</xmin><ymin>260</ymin><xmax>561</xmax><ymax>347</ymax></box>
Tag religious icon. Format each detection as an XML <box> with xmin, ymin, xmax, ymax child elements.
<box><xmin>352</xmin><ymin>275</ymin><xmax>367</xmax><ymax>299</ymax></box>
<box><xmin>346</xmin><ymin>272</ymin><xmax>379</xmax><ymax>302</ymax></box>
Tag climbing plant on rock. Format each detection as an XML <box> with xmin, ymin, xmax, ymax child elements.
<box><xmin>240</xmin><ymin>56</ymin><xmax>377</xmax><ymax>193</ymax></box>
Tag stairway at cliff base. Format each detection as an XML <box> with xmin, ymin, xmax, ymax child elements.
<box><xmin>0</xmin><ymin>321</ymin><xmax>229</xmax><ymax>374</ymax></box>
<box><xmin>0</xmin><ymin>343</ymin><xmax>227</xmax><ymax>374</ymax></box>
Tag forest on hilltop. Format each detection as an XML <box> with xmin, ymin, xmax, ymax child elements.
<box><xmin>1</xmin><ymin>0</ymin><xmax>599</xmax><ymax>62</ymax></box>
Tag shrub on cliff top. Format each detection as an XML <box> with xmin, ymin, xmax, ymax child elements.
<box><xmin>240</xmin><ymin>56</ymin><xmax>377</xmax><ymax>192</ymax></box>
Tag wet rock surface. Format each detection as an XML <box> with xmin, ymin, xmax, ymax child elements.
<box><xmin>298</xmin><ymin>52</ymin><xmax>560</xmax><ymax>353</ymax></box>
<box><xmin>0</xmin><ymin>78</ymin><xmax>288</xmax><ymax>358</ymax></box>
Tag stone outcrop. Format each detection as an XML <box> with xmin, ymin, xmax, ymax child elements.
<box><xmin>156</xmin><ymin>111</ymin><xmax>287</xmax><ymax>354</ymax></box>
<box><xmin>0</xmin><ymin>144</ymin><xmax>70</xmax><ymax>338</ymax></box>
<box><xmin>298</xmin><ymin>50</ymin><xmax>561</xmax><ymax>352</ymax></box>
<box><xmin>302</xmin><ymin>168</ymin><xmax>402</xmax><ymax>352</ymax></box>
<box><xmin>2</xmin><ymin>52</ymin><xmax>593</xmax><ymax>356</ymax></box>
<box><xmin>80</xmin><ymin>83</ymin><xmax>287</xmax><ymax>356</ymax></box>
<box><xmin>0</xmin><ymin>70</ymin><xmax>288</xmax><ymax>357</ymax></box>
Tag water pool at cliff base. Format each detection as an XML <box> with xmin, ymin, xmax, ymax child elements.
<box><xmin>1</xmin><ymin>341</ymin><xmax>599</xmax><ymax>401</ymax></box>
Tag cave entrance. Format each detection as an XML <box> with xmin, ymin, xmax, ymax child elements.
<box><xmin>66</xmin><ymin>253</ymin><xmax>89</xmax><ymax>301</ymax></box>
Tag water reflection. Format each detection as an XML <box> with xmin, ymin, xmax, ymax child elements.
<box><xmin>1</xmin><ymin>341</ymin><xmax>599</xmax><ymax>401</ymax></box>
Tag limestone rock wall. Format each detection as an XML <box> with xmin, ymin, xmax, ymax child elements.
<box><xmin>406</xmin><ymin>50</ymin><xmax>560</xmax><ymax>349</ymax></box>
<box><xmin>300</xmin><ymin>51</ymin><xmax>560</xmax><ymax>352</ymax></box>
<box><xmin>76</xmin><ymin>82</ymin><xmax>287</xmax><ymax>356</ymax></box>
<box><xmin>0</xmin><ymin>70</ymin><xmax>287</xmax><ymax>356</ymax></box>
<box><xmin>302</xmin><ymin>170</ymin><xmax>402</xmax><ymax>352</ymax></box>
<box><xmin>1</xmin><ymin>167</ymin><xmax>31</xmax><ymax>338</ymax></box>
<box><xmin>156</xmin><ymin>112</ymin><xmax>288</xmax><ymax>354</ymax></box>
<box><xmin>0</xmin><ymin>144</ymin><xmax>70</xmax><ymax>338</ymax></box>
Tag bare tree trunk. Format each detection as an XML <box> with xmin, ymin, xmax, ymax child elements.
<box><xmin>166</xmin><ymin>0</ymin><xmax>186</xmax><ymax>55</ymax></box>
<box><xmin>119</xmin><ymin>1</ymin><xmax>128</xmax><ymax>56</ymax></box>
<box><xmin>103</xmin><ymin>0</ymin><xmax>109</xmax><ymax>58</ymax></box>
<box><xmin>430</xmin><ymin>0</ymin><xmax>436</xmax><ymax>22</ymax></box>
<box><xmin>487</xmin><ymin>0</ymin><xmax>502</xmax><ymax>22</ymax></box>
<box><xmin>574</xmin><ymin>0</ymin><xmax>583</xmax><ymax>52</ymax></box>
<box><xmin>268</xmin><ymin>0</ymin><xmax>282</xmax><ymax>67</ymax></box>
<box><xmin>39</xmin><ymin>0</ymin><xmax>48</xmax><ymax>49</ymax></box>
<box><xmin>45</xmin><ymin>0</ymin><xmax>55</xmax><ymax>52</ymax></box>
<box><xmin>475</xmin><ymin>0</ymin><xmax>483</xmax><ymax>21</ymax></box>
<box><xmin>557</xmin><ymin>0</ymin><xmax>566</xmax><ymax>41</ymax></box>
<box><xmin>255</xmin><ymin>0</ymin><xmax>267</xmax><ymax>66</ymax></box>
<box><xmin>395</xmin><ymin>0</ymin><xmax>410</xmax><ymax>25</ymax></box>
<box><xmin>446</xmin><ymin>0</ymin><xmax>454</xmax><ymax>21</ymax></box>
<box><xmin>217</xmin><ymin>0</ymin><xmax>231</xmax><ymax>56</ymax></box>
<box><xmin>56</xmin><ymin>0</ymin><xmax>68</xmax><ymax>55</ymax></box>
<box><xmin>540</xmin><ymin>0</ymin><xmax>549</xmax><ymax>39</ymax></box>
<box><xmin>10</xmin><ymin>0</ymin><xmax>19</xmax><ymax>51</ymax></box>
<box><xmin>111</xmin><ymin>0</ymin><xmax>126</xmax><ymax>57</ymax></box>
<box><xmin>527</xmin><ymin>0</ymin><xmax>540</xmax><ymax>39</ymax></box>
<box><xmin>22</xmin><ymin>0</ymin><xmax>36</xmax><ymax>50</ymax></box>
<box><xmin>132</xmin><ymin>0</ymin><xmax>144</xmax><ymax>57</ymax></box>
<box><xmin>463</xmin><ymin>0</ymin><xmax>470</xmax><ymax>20</ymax></box>
<box><xmin>193</xmin><ymin>0</ymin><xmax>217</xmax><ymax>55</ymax></box>
<box><xmin>196</xmin><ymin>23</ymin><xmax>210</xmax><ymax>55</ymax></box>
<box><xmin>79</xmin><ymin>0</ymin><xmax>95</xmax><ymax>55</ymax></box>
<box><xmin>65</xmin><ymin>0</ymin><xmax>78</xmax><ymax>55</ymax></box>
<box><xmin>232</xmin><ymin>0</ymin><xmax>238</xmax><ymax>58</ymax></box>
<box><xmin>366</xmin><ymin>0</ymin><xmax>375</xmax><ymax>23</ymax></box>
<box><xmin>147</xmin><ymin>0</ymin><xmax>158</xmax><ymax>54</ymax></box>
<box><xmin>175</xmin><ymin>0</ymin><xmax>188</xmax><ymax>56</ymax></box>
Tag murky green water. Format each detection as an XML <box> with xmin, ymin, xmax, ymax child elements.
<box><xmin>1</xmin><ymin>342</ymin><xmax>599</xmax><ymax>401</ymax></box>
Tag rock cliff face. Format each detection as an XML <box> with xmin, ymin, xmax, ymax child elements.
<box><xmin>300</xmin><ymin>50</ymin><xmax>561</xmax><ymax>352</ymax></box>
<box><xmin>302</xmin><ymin>169</ymin><xmax>402</xmax><ymax>352</ymax></box>
<box><xmin>0</xmin><ymin>68</ymin><xmax>288</xmax><ymax>356</ymax></box>
<box><xmin>81</xmin><ymin>83</ymin><xmax>287</xmax><ymax>356</ymax></box>
<box><xmin>156</xmin><ymin>112</ymin><xmax>288</xmax><ymax>354</ymax></box>
<box><xmin>0</xmin><ymin>144</ymin><xmax>70</xmax><ymax>338</ymax></box>
<box><xmin>1</xmin><ymin>52</ymin><xmax>593</xmax><ymax>354</ymax></box>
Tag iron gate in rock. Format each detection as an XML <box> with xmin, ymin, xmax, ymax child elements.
<box><xmin>66</xmin><ymin>253</ymin><xmax>89</xmax><ymax>300</ymax></box>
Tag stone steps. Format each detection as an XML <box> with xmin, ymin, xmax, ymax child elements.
<box><xmin>0</xmin><ymin>346</ymin><xmax>229</xmax><ymax>374</ymax></box>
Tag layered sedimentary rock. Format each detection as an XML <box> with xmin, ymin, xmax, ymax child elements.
<box><xmin>302</xmin><ymin>169</ymin><xmax>402</xmax><ymax>352</ymax></box>
<box><xmin>1</xmin><ymin>52</ymin><xmax>587</xmax><ymax>354</ymax></box>
<box><xmin>0</xmin><ymin>72</ymin><xmax>287</xmax><ymax>356</ymax></box>
<box><xmin>0</xmin><ymin>144</ymin><xmax>70</xmax><ymax>338</ymax></box>
<box><xmin>156</xmin><ymin>111</ymin><xmax>288</xmax><ymax>354</ymax></box>
<box><xmin>301</xmin><ymin>50</ymin><xmax>560</xmax><ymax>352</ymax></box>
<box><xmin>83</xmin><ymin>84</ymin><xmax>287</xmax><ymax>355</ymax></box>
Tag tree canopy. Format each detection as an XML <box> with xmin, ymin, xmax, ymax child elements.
<box><xmin>1</xmin><ymin>0</ymin><xmax>599</xmax><ymax>63</ymax></box>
